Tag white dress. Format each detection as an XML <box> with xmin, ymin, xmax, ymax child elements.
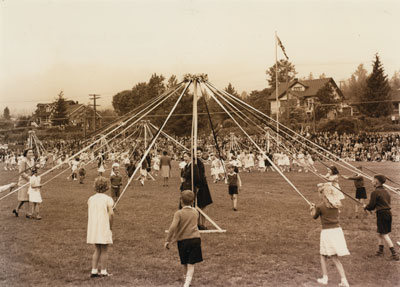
<box><xmin>28</xmin><ymin>175</ymin><xmax>42</xmax><ymax>203</ymax></box>
<box><xmin>258</xmin><ymin>154</ymin><xmax>266</xmax><ymax>168</ymax></box>
<box><xmin>211</xmin><ymin>159</ymin><xmax>220</xmax><ymax>176</ymax></box>
<box><xmin>153</xmin><ymin>156</ymin><xmax>160</xmax><ymax>171</ymax></box>
<box><xmin>87</xmin><ymin>193</ymin><xmax>114</xmax><ymax>244</ymax></box>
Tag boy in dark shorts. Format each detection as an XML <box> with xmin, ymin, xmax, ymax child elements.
<box><xmin>110</xmin><ymin>163</ymin><xmax>122</xmax><ymax>202</ymax></box>
<box><xmin>165</xmin><ymin>190</ymin><xmax>203</xmax><ymax>287</ymax></box>
<box><xmin>342</xmin><ymin>166</ymin><xmax>367</xmax><ymax>218</ymax></box>
<box><xmin>225</xmin><ymin>164</ymin><xmax>242</xmax><ymax>211</ymax></box>
<box><xmin>364</xmin><ymin>174</ymin><xmax>399</xmax><ymax>261</ymax></box>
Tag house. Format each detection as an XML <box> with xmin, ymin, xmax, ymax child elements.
<box><xmin>390</xmin><ymin>88</ymin><xmax>400</xmax><ymax>123</ymax></box>
<box><xmin>268</xmin><ymin>77</ymin><xmax>344</xmax><ymax>119</ymax></box>
<box><xmin>34</xmin><ymin>100</ymin><xmax>102</xmax><ymax>130</ymax></box>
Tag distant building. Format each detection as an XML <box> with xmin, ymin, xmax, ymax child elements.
<box><xmin>34</xmin><ymin>100</ymin><xmax>102</xmax><ymax>130</ymax></box>
<box><xmin>268</xmin><ymin>77</ymin><xmax>344</xmax><ymax>119</ymax></box>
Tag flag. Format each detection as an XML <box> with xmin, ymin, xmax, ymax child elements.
<box><xmin>277</xmin><ymin>35</ymin><xmax>289</xmax><ymax>60</ymax></box>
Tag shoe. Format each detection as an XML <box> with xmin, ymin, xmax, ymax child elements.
<box><xmin>376</xmin><ymin>250</ymin><xmax>384</xmax><ymax>256</ymax></box>
<box><xmin>233</xmin><ymin>208</ymin><xmax>238</xmax><ymax>211</ymax></box>
<box><xmin>90</xmin><ymin>273</ymin><xmax>100</xmax><ymax>278</ymax></box>
<box><xmin>26</xmin><ymin>214</ymin><xmax>32</xmax><ymax>219</ymax></box>
<box><xmin>35</xmin><ymin>216</ymin><xmax>42</xmax><ymax>220</ymax></box>
<box><xmin>12</xmin><ymin>209</ymin><xmax>18</xmax><ymax>217</ymax></box>
<box><xmin>339</xmin><ymin>279</ymin><xmax>350</xmax><ymax>287</ymax></box>
<box><xmin>317</xmin><ymin>277</ymin><xmax>328</xmax><ymax>285</ymax></box>
<box><xmin>391</xmin><ymin>254</ymin><xmax>400</xmax><ymax>261</ymax></box>
<box><xmin>99</xmin><ymin>272</ymin><xmax>113</xmax><ymax>277</ymax></box>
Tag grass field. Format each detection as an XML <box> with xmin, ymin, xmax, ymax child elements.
<box><xmin>0</xmin><ymin>161</ymin><xmax>399</xmax><ymax>287</ymax></box>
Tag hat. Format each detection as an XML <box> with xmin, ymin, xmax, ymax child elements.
<box><xmin>112</xmin><ymin>163</ymin><xmax>120</xmax><ymax>168</ymax></box>
<box><xmin>317</xmin><ymin>182</ymin><xmax>342</xmax><ymax>208</ymax></box>
<box><xmin>374</xmin><ymin>174</ymin><xmax>386</xmax><ymax>184</ymax></box>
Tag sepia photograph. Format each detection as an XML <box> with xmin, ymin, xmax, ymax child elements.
<box><xmin>1</xmin><ymin>0</ymin><xmax>399</xmax><ymax>286</ymax></box>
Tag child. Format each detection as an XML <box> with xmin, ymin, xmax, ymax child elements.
<box><xmin>364</xmin><ymin>175</ymin><xmax>399</xmax><ymax>261</ymax></box>
<box><xmin>87</xmin><ymin>177</ymin><xmax>114</xmax><ymax>277</ymax></box>
<box><xmin>27</xmin><ymin>168</ymin><xmax>43</xmax><ymax>220</ymax></box>
<box><xmin>70</xmin><ymin>157</ymin><xmax>79</xmax><ymax>181</ymax></box>
<box><xmin>322</xmin><ymin>166</ymin><xmax>345</xmax><ymax>201</ymax></box>
<box><xmin>79</xmin><ymin>162</ymin><xmax>86</xmax><ymax>184</ymax></box>
<box><xmin>342</xmin><ymin>167</ymin><xmax>367</xmax><ymax>218</ymax></box>
<box><xmin>310</xmin><ymin>183</ymin><xmax>350</xmax><ymax>287</ymax></box>
<box><xmin>138</xmin><ymin>159</ymin><xmax>148</xmax><ymax>186</ymax></box>
<box><xmin>165</xmin><ymin>190</ymin><xmax>203</xmax><ymax>287</ymax></box>
<box><xmin>110</xmin><ymin>163</ymin><xmax>122</xmax><ymax>203</ymax></box>
<box><xmin>225</xmin><ymin>164</ymin><xmax>241</xmax><ymax>211</ymax></box>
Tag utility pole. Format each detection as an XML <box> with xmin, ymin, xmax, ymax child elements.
<box><xmin>89</xmin><ymin>94</ymin><xmax>100</xmax><ymax>131</ymax></box>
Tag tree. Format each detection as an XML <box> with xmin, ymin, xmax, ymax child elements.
<box><xmin>314</xmin><ymin>83</ymin><xmax>340</xmax><ymax>120</ymax></box>
<box><xmin>390</xmin><ymin>70</ymin><xmax>400</xmax><ymax>90</ymax></box>
<box><xmin>341</xmin><ymin>64</ymin><xmax>368</xmax><ymax>102</ymax></box>
<box><xmin>52</xmin><ymin>91</ymin><xmax>68</xmax><ymax>126</ymax></box>
<box><xmin>15</xmin><ymin>115</ymin><xmax>32</xmax><ymax>128</ymax></box>
<box><xmin>359</xmin><ymin>54</ymin><xmax>392</xmax><ymax>117</ymax></box>
<box><xmin>224</xmin><ymin>83</ymin><xmax>240</xmax><ymax>97</ymax></box>
<box><xmin>266</xmin><ymin>59</ymin><xmax>297</xmax><ymax>89</ymax></box>
<box><xmin>166</xmin><ymin>74</ymin><xmax>178</xmax><ymax>89</ymax></box>
<box><xmin>246</xmin><ymin>88</ymin><xmax>271</xmax><ymax>115</ymax></box>
<box><xmin>307</xmin><ymin>72</ymin><xmax>314</xmax><ymax>80</ymax></box>
<box><xmin>3</xmin><ymin>107</ymin><xmax>10</xmax><ymax>120</ymax></box>
<box><xmin>112</xmin><ymin>90</ymin><xmax>134</xmax><ymax>115</ymax></box>
<box><xmin>112</xmin><ymin>74</ymin><xmax>166</xmax><ymax>116</ymax></box>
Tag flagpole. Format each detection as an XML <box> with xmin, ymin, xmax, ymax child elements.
<box><xmin>275</xmin><ymin>31</ymin><xmax>279</xmax><ymax>144</ymax></box>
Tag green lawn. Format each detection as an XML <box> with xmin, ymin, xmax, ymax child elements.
<box><xmin>0</xmin><ymin>161</ymin><xmax>399</xmax><ymax>286</ymax></box>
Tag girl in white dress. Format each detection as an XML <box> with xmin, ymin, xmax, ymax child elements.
<box><xmin>210</xmin><ymin>155</ymin><xmax>220</xmax><ymax>183</ymax></box>
<box><xmin>152</xmin><ymin>153</ymin><xmax>160</xmax><ymax>176</ymax></box>
<box><xmin>87</xmin><ymin>177</ymin><xmax>114</xmax><ymax>277</ymax></box>
<box><xmin>28</xmin><ymin>168</ymin><xmax>42</xmax><ymax>220</ymax></box>
<box><xmin>257</xmin><ymin>152</ymin><xmax>266</xmax><ymax>172</ymax></box>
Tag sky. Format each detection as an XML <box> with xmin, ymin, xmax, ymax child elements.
<box><xmin>1</xmin><ymin>0</ymin><xmax>399</xmax><ymax>115</ymax></box>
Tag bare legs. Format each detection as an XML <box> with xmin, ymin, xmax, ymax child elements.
<box><xmin>15</xmin><ymin>201</ymin><xmax>31</xmax><ymax>216</ymax></box>
<box><xmin>231</xmin><ymin>194</ymin><xmax>238</xmax><ymax>211</ymax></box>
<box><xmin>92</xmin><ymin>244</ymin><xmax>109</xmax><ymax>275</ymax></box>
<box><xmin>318</xmin><ymin>255</ymin><xmax>348</xmax><ymax>286</ymax></box>
<box><xmin>183</xmin><ymin>264</ymin><xmax>194</xmax><ymax>287</ymax></box>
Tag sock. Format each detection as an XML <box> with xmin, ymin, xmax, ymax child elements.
<box><xmin>91</xmin><ymin>268</ymin><xmax>98</xmax><ymax>274</ymax></box>
<box><xmin>183</xmin><ymin>276</ymin><xmax>192</xmax><ymax>287</ymax></box>
<box><xmin>389</xmin><ymin>247</ymin><xmax>397</xmax><ymax>254</ymax></box>
<box><xmin>378</xmin><ymin>245</ymin><xmax>384</xmax><ymax>252</ymax></box>
<box><xmin>100</xmin><ymin>269</ymin><xmax>107</xmax><ymax>275</ymax></box>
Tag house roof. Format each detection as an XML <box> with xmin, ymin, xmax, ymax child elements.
<box><xmin>35</xmin><ymin>101</ymin><xmax>102</xmax><ymax>119</ymax></box>
<box><xmin>268</xmin><ymin>78</ymin><xmax>341</xmax><ymax>100</ymax></box>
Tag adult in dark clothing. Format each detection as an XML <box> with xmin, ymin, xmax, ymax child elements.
<box><xmin>126</xmin><ymin>159</ymin><xmax>136</xmax><ymax>178</ymax></box>
<box><xmin>364</xmin><ymin>175</ymin><xmax>399</xmax><ymax>261</ymax></box>
<box><xmin>179</xmin><ymin>150</ymin><xmax>213</xmax><ymax>230</ymax></box>
<box><xmin>195</xmin><ymin>148</ymin><xmax>213</xmax><ymax>210</ymax></box>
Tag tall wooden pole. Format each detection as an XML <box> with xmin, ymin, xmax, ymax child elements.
<box><xmin>275</xmin><ymin>32</ymin><xmax>279</xmax><ymax>144</ymax></box>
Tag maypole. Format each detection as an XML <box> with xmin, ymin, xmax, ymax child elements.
<box><xmin>275</xmin><ymin>31</ymin><xmax>279</xmax><ymax>144</ymax></box>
